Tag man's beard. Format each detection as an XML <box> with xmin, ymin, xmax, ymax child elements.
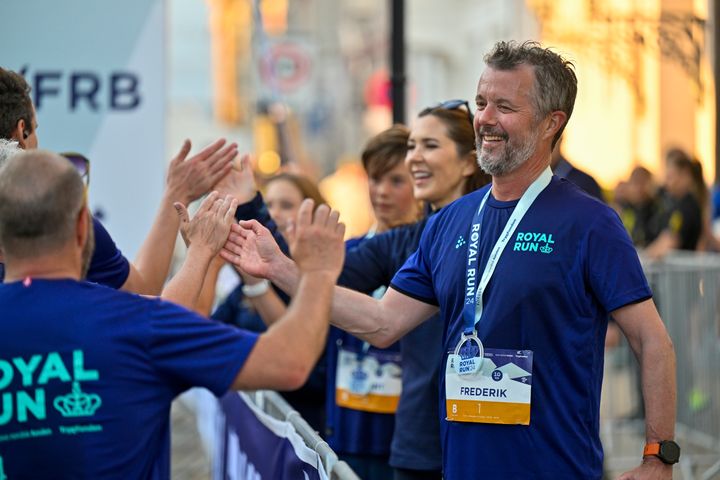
<box><xmin>476</xmin><ymin>126</ymin><xmax>541</xmax><ymax>176</ymax></box>
<box><xmin>81</xmin><ymin>219</ymin><xmax>95</xmax><ymax>279</ymax></box>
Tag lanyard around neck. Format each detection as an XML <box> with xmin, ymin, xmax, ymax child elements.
<box><xmin>462</xmin><ymin>167</ymin><xmax>553</xmax><ymax>334</ymax></box>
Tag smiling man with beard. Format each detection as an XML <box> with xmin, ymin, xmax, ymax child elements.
<box><xmin>223</xmin><ymin>40</ymin><xmax>678</xmax><ymax>480</ymax></box>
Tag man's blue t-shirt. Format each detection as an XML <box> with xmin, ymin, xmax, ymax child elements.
<box><xmin>390</xmin><ymin>177</ymin><xmax>651</xmax><ymax>480</ymax></box>
<box><xmin>0</xmin><ymin>279</ymin><xmax>258</xmax><ymax>479</ymax></box>
<box><xmin>85</xmin><ymin>218</ymin><xmax>130</xmax><ymax>289</ymax></box>
<box><xmin>0</xmin><ymin>218</ymin><xmax>130</xmax><ymax>289</ymax></box>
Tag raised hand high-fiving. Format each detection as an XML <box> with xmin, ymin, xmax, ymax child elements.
<box><xmin>175</xmin><ymin>191</ymin><xmax>239</xmax><ymax>256</ymax></box>
<box><xmin>289</xmin><ymin>199</ymin><xmax>345</xmax><ymax>279</ymax></box>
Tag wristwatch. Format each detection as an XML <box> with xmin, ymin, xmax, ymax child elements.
<box><xmin>643</xmin><ymin>440</ymin><xmax>680</xmax><ymax>464</ymax></box>
<box><xmin>241</xmin><ymin>279</ymin><xmax>270</xmax><ymax>298</ymax></box>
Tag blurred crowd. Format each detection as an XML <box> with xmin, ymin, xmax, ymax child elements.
<box><xmin>613</xmin><ymin>148</ymin><xmax>719</xmax><ymax>258</ymax></box>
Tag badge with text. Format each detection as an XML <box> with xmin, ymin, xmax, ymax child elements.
<box><xmin>335</xmin><ymin>346</ymin><xmax>402</xmax><ymax>414</ymax></box>
<box><xmin>445</xmin><ymin>348</ymin><xmax>533</xmax><ymax>425</ymax></box>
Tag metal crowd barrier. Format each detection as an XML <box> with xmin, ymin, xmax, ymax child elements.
<box><xmin>246</xmin><ymin>391</ymin><xmax>361</xmax><ymax>480</ymax></box>
<box><xmin>602</xmin><ymin>252</ymin><xmax>720</xmax><ymax>480</ymax></box>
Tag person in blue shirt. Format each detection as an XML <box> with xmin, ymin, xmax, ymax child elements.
<box><xmin>336</xmin><ymin>110</ymin><xmax>489</xmax><ymax>480</ymax></box>
<box><xmin>0</xmin><ymin>149</ymin><xmax>346</xmax><ymax>479</ymax></box>
<box><xmin>0</xmin><ymin>66</ymin><xmax>236</xmax><ymax>293</ymax></box>
<box><xmin>326</xmin><ymin>125</ymin><xmax>420</xmax><ymax>479</ymax></box>
<box><xmin>550</xmin><ymin>137</ymin><xmax>604</xmax><ymax>202</ymax></box>
<box><xmin>222</xmin><ymin>41</ymin><xmax>678</xmax><ymax>480</ymax></box>
<box><xmin>222</xmin><ymin>116</ymin><xmax>488</xmax><ymax>480</ymax></box>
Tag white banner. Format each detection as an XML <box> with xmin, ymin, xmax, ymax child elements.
<box><xmin>0</xmin><ymin>0</ymin><xmax>166</xmax><ymax>257</ymax></box>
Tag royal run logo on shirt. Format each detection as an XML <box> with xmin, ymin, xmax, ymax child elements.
<box><xmin>513</xmin><ymin>231</ymin><xmax>555</xmax><ymax>254</ymax></box>
<box><xmin>0</xmin><ymin>350</ymin><xmax>103</xmax><ymax>442</ymax></box>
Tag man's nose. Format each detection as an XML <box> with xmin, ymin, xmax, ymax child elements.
<box><xmin>475</xmin><ymin>105</ymin><xmax>497</xmax><ymax>127</ymax></box>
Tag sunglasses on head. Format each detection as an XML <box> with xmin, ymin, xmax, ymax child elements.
<box><xmin>420</xmin><ymin>99</ymin><xmax>474</xmax><ymax>127</ymax></box>
<box><xmin>60</xmin><ymin>152</ymin><xmax>90</xmax><ymax>187</ymax></box>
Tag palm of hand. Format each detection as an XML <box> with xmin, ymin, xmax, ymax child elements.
<box><xmin>167</xmin><ymin>139</ymin><xmax>236</xmax><ymax>204</ymax></box>
<box><xmin>213</xmin><ymin>154</ymin><xmax>257</xmax><ymax>203</ymax></box>
<box><xmin>239</xmin><ymin>231</ymin><xmax>274</xmax><ymax>278</ymax></box>
<box><xmin>223</xmin><ymin>222</ymin><xmax>280</xmax><ymax>279</ymax></box>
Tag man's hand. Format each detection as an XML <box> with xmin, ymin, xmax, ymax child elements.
<box><xmin>166</xmin><ymin>139</ymin><xmax>237</xmax><ymax>205</ymax></box>
<box><xmin>220</xmin><ymin>219</ymin><xmax>284</xmax><ymax>279</ymax></box>
<box><xmin>212</xmin><ymin>153</ymin><xmax>258</xmax><ymax>204</ymax></box>
<box><xmin>617</xmin><ymin>458</ymin><xmax>673</xmax><ymax>479</ymax></box>
<box><xmin>290</xmin><ymin>199</ymin><xmax>345</xmax><ymax>278</ymax></box>
<box><xmin>174</xmin><ymin>191</ymin><xmax>239</xmax><ymax>257</ymax></box>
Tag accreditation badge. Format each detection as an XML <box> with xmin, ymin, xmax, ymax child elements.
<box><xmin>335</xmin><ymin>346</ymin><xmax>402</xmax><ymax>414</ymax></box>
<box><xmin>445</xmin><ymin>347</ymin><xmax>533</xmax><ymax>425</ymax></box>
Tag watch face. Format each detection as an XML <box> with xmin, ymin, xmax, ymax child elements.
<box><xmin>659</xmin><ymin>441</ymin><xmax>681</xmax><ymax>463</ymax></box>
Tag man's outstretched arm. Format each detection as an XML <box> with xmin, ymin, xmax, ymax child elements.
<box><xmin>230</xmin><ymin>200</ymin><xmax>345</xmax><ymax>390</ymax></box>
<box><xmin>220</xmin><ymin>219</ymin><xmax>438</xmax><ymax>348</ymax></box>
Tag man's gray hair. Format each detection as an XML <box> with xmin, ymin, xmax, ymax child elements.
<box><xmin>0</xmin><ymin>150</ymin><xmax>85</xmax><ymax>259</ymax></box>
<box><xmin>484</xmin><ymin>40</ymin><xmax>577</xmax><ymax>148</ymax></box>
<box><xmin>0</xmin><ymin>138</ymin><xmax>21</xmax><ymax>169</ymax></box>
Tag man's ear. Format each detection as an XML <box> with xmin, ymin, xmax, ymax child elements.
<box><xmin>11</xmin><ymin>119</ymin><xmax>28</xmax><ymax>148</ymax></box>
<box><xmin>542</xmin><ymin>111</ymin><xmax>567</xmax><ymax>143</ymax></box>
<box><xmin>76</xmin><ymin>206</ymin><xmax>90</xmax><ymax>248</ymax></box>
<box><xmin>461</xmin><ymin>150</ymin><xmax>478</xmax><ymax>178</ymax></box>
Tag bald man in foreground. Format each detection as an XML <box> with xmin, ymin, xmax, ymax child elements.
<box><xmin>0</xmin><ymin>150</ymin><xmax>345</xmax><ymax>479</ymax></box>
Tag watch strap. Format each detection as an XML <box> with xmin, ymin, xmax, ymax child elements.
<box><xmin>643</xmin><ymin>443</ymin><xmax>661</xmax><ymax>457</ymax></box>
<box><xmin>242</xmin><ymin>279</ymin><xmax>270</xmax><ymax>298</ymax></box>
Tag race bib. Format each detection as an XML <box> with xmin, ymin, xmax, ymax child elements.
<box><xmin>445</xmin><ymin>348</ymin><xmax>533</xmax><ymax>425</ymax></box>
<box><xmin>335</xmin><ymin>346</ymin><xmax>401</xmax><ymax>414</ymax></box>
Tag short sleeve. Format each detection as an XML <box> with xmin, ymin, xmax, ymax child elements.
<box><xmin>86</xmin><ymin>217</ymin><xmax>130</xmax><ymax>289</ymax></box>
<box><xmin>149</xmin><ymin>300</ymin><xmax>259</xmax><ymax>396</ymax></box>
<box><xmin>584</xmin><ymin>209</ymin><xmax>652</xmax><ymax>312</ymax></box>
<box><xmin>339</xmin><ymin>234</ymin><xmax>394</xmax><ymax>294</ymax></box>
<box><xmin>389</xmin><ymin>218</ymin><xmax>438</xmax><ymax>305</ymax></box>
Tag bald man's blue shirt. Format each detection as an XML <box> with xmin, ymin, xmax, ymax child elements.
<box><xmin>0</xmin><ymin>279</ymin><xmax>258</xmax><ymax>479</ymax></box>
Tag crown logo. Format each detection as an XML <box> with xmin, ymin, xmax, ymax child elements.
<box><xmin>53</xmin><ymin>382</ymin><xmax>102</xmax><ymax>418</ymax></box>
<box><xmin>455</xmin><ymin>236</ymin><xmax>466</xmax><ymax>249</ymax></box>
<box><xmin>539</xmin><ymin>243</ymin><xmax>553</xmax><ymax>254</ymax></box>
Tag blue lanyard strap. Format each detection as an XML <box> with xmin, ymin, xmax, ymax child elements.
<box><xmin>462</xmin><ymin>167</ymin><xmax>553</xmax><ymax>334</ymax></box>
